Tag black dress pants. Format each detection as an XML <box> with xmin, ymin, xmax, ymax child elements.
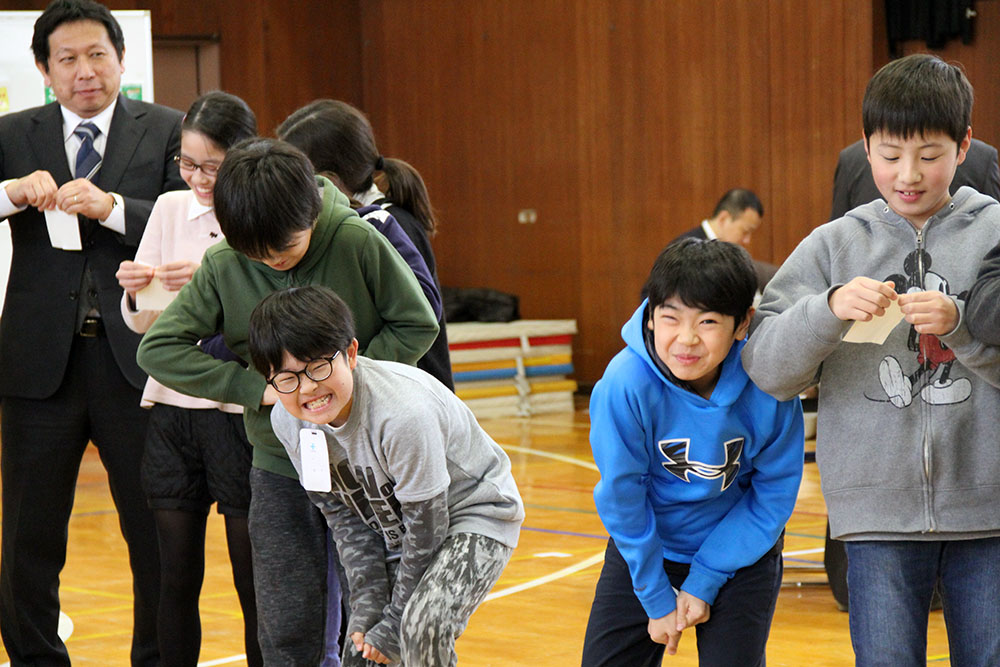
<box><xmin>0</xmin><ymin>334</ymin><xmax>159</xmax><ymax>666</ymax></box>
<box><xmin>582</xmin><ymin>537</ymin><xmax>783</xmax><ymax>667</ymax></box>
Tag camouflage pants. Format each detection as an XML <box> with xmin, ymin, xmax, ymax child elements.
<box><xmin>342</xmin><ymin>532</ymin><xmax>512</xmax><ymax>666</ymax></box>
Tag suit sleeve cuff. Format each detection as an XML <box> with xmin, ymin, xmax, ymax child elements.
<box><xmin>98</xmin><ymin>192</ymin><xmax>125</xmax><ymax>234</ymax></box>
<box><xmin>0</xmin><ymin>180</ymin><xmax>27</xmax><ymax>219</ymax></box>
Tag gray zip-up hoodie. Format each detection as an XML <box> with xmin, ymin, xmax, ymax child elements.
<box><xmin>742</xmin><ymin>186</ymin><xmax>1000</xmax><ymax>540</ymax></box>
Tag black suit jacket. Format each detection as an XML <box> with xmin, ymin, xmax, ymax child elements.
<box><xmin>0</xmin><ymin>96</ymin><xmax>184</xmax><ymax>398</ymax></box>
<box><xmin>674</xmin><ymin>225</ymin><xmax>709</xmax><ymax>242</ymax></box>
<box><xmin>829</xmin><ymin>137</ymin><xmax>1000</xmax><ymax>221</ymax></box>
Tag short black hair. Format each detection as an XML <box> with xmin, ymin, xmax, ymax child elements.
<box><xmin>863</xmin><ymin>53</ymin><xmax>972</xmax><ymax>146</ymax></box>
<box><xmin>644</xmin><ymin>238</ymin><xmax>756</xmax><ymax>327</ymax></box>
<box><xmin>248</xmin><ymin>285</ymin><xmax>356</xmax><ymax>376</ymax></box>
<box><xmin>32</xmin><ymin>0</ymin><xmax>125</xmax><ymax>69</ymax></box>
<box><xmin>276</xmin><ymin>99</ymin><xmax>379</xmax><ymax>194</ymax></box>
<box><xmin>711</xmin><ymin>188</ymin><xmax>763</xmax><ymax>219</ymax></box>
<box><xmin>213</xmin><ymin>138</ymin><xmax>321</xmax><ymax>260</ymax></box>
<box><xmin>183</xmin><ymin>91</ymin><xmax>257</xmax><ymax>151</ymax></box>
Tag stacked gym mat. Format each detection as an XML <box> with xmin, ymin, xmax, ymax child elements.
<box><xmin>447</xmin><ymin>319</ymin><xmax>578</xmax><ymax>419</ymax></box>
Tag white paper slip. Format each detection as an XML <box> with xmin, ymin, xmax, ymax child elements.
<box><xmin>842</xmin><ymin>298</ymin><xmax>905</xmax><ymax>344</ymax></box>
<box><xmin>135</xmin><ymin>274</ymin><xmax>178</xmax><ymax>310</ymax></box>
<box><xmin>44</xmin><ymin>208</ymin><xmax>81</xmax><ymax>251</ymax></box>
<box><xmin>299</xmin><ymin>428</ymin><xmax>332</xmax><ymax>492</ymax></box>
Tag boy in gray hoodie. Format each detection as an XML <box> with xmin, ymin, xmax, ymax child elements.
<box><xmin>742</xmin><ymin>54</ymin><xmax>1000</xmax><ymax>667</ymax></box>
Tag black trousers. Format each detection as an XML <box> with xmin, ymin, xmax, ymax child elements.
<box><xmin>824</xmin><ymin>522</ymin><xmax>850</xmax><ymax>608</ymax></box>
<box><xmin>0</xmin><ymin>334</ymin><xmax>159</xmax><ymax>666</ymax></box>
<box><xmin>581</xmin><ymin>536</ymin><xmax>783</xmax><ymax>667</ymax></box>
<box><xmin>248</xmin><ymin>467</ymin><xmax>339</xmax><ymax>666</ymax></box>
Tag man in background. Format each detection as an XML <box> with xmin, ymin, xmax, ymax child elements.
<box><xmin>674</xmin><ymin>188</ymin><xmax>777</xmax><ymax>291</ymax></box>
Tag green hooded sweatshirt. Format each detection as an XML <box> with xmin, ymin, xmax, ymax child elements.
<box><xmin>137</xmin><ymin>178</ymin><xmax>438</xmax><ymax>478</ymax></box>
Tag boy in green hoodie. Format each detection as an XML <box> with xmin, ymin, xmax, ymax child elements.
<box><xmin>138</xmin><ymin>137</ymin><xmax>438</xmax><ymax>665</ymax></box>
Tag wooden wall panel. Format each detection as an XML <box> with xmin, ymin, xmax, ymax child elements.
<box><xmin>767</xmin><ymin>0</ymin><xmax>873</xmax><ymax>259</ymax></box>
<box><xmin>146</xmin><ymin>0</ymin><xmax>363</xmax><ymax>133</ymax></box>
<box><xmin>359</xmin><ymin>0</ymin><xmax>872</xmax><ymax>383</ymax></box>
<box><xmin>359</xmin><ymin>0</ymin><xmax>584</xmax><ymax>324</ymax></box>
<box><xmin>573</xmin><ymin>1</ymin><xmax>618</xmax><ymax>385</ymax></box>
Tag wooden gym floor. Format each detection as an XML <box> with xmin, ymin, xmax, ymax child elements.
<box><xmin>0</xmin><ymin>402</ymin><xmax>952</xmax><ymax>666</ymax></box>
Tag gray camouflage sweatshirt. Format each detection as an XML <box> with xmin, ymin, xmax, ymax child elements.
<box><xmin>742</xmin><ymin>187</ymin><xmax>1000</xmax><ymax>541</ymax></box>
<box><xmin>271</xmin><ymin>356</ymin><xmax>523</xmax><ymax>660</ymax></box>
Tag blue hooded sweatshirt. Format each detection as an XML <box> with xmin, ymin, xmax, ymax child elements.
<box><xmin>590</xmin><ymin>301</ymin><xmax>804</xmax><ymax>619</ymax></box>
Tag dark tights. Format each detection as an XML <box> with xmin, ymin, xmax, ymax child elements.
<box><xmin>154</xmin><ymin>509</ymin><xmax>262</xmax><ymax>667</ymax></box>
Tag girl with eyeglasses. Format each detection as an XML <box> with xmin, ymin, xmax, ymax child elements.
<box><xmin>115</xmin><ymin>91</ymin><xmax>262</xmax><ymax>667</ymax></box>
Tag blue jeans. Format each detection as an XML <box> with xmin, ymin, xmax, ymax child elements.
<box><xmin>845</xmin><ymin>538</ymin><xmax>1000</xmax><ymax>667</ymax></box>
<box><xmin>581</xmin><ymin>536</ymin><xmax>783</xmax><ymax>667</ymax></box>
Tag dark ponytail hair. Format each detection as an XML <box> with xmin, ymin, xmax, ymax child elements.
<box><xmin>183</xmin><ymin>91</ymin><xmax>258</xmax><ymax>151</ymax></box>
<box><xmin>376</xmin><ymin>157</ymin><xmax>437</xmax><ymax>235</ymax></box>
<box><xmin>276</xmin><ymin>99</ymin><xmax>378</xmax><ymax>193</ymax></box>
<box><xmin>278</xmin><ymin>99</ymin><xmax>438</xmax><ymax>235</ymax></box>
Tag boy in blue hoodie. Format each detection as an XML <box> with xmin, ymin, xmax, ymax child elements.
<box><xmin>581</xmin><ymin>239</ymin><xmax>804</xmax><ymax>667</ymax></box>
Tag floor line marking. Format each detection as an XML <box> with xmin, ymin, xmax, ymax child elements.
<box><xmin>782</xmin><ymin>547</ymin><xmax>825</xmax><ymax>557</ymax></box>
<box><xmin>522</xmin><ymin>502</ymin><xmax>600</xmax><ymax>515</ymax></box>
<box><xmin>522</xmin><ymin>526</ymin><xmax>607</xmax><ymax>540</ymax></box>
<box><xmin>784</xmin><ymin>531</ymin><xmax>825</xmax><ymax>540</ymax></box>
<box><xmin>783</xmin><ymin>559</ymin><xmax>824</xmax><ymax>567</ymax></box>
<box><xmin>484</xmin><ymin>551</ymin><xmax>605</xmax><ymax>602</ymax></box>
<box><xmin>500</xmin><ymin>444</ymin><xmax>598</xmax><ymax>471</ymax></box>
<box><xmin>198</xmin><ymin>655</ymin><xmax>248</xmax><ymax>666</ymax></box>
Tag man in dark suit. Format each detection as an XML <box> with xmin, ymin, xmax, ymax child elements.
<box><xmin>0</xmin><ymin>1</ymin><xmax>184</xmax><ymax>664</ymax></box>
<box><xmin>673</xmin><ymin>188</ymin><xmax>778</xmax><ymax>291</ymax></box>
<box><xmin>830</xmin><ymin>137</ymin><xmax>1000</xmax><ymax>220</ymax></box>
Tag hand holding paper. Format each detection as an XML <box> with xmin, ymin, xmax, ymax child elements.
<box><xmin>154</xmin><ymin>260</ymin><xmax>200</xmax><ymax>291</ymax></box>
<box><xmin>136</xmin><ymin>275</ymin><xmax>178</xmax><ymax>310</ymax></box>
<box><xmin>115</xmin><ymin>260</ymin><xmax>177</xmax><ymax>311</ymax></box>
<box><xmin>55</xmin><ymin>178</ymin><xmax>115</xmax><ymax>221</ymax></box>
<box><xmin>116</xmin><ymin>260</ymin><xmax>154</xmax><ymax>294</ymax></box>
<box><xmin>829</xmin><ymin>277</ymin><xmax>897</xmax><ymax>322</ymax></box>
<box><xmin>843</xmin><ymin>298</ymin><xmax>904</xmax><ymax>344</ymax></box>
<box><xmin>898</xmin><ymin>290</ymin><xmax>960</xmax><ymax>336</ymax></box>
<box><xmin>6</xmin><ymin>170</ymin><xmax>58</xmax><ymax>210</ymax></box>
<box><xmin>832</xmin><ymin>277</ymin><xmax>902</xmax><ymax>344</ymax></box>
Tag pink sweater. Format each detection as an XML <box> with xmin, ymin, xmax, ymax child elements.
<box><xmin>121</xmin><ymin>189</ymin><xmax>241</xmax><ymax>413</ymax></box>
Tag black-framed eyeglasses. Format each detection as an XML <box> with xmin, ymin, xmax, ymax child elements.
<box><xmin>174</xmin><ymin>154</ymin><xmax>221</xmax><ymax>177</ymax></box>
<box><xmin>268</xmin><ymin>352</ymin><xmax>342</xmax><ymax>394</ymax></box>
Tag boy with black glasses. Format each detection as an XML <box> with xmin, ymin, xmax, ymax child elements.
<box><xmin>248</xmin><ymin>284</ymin><xmax>523</xmax><ymax>666</ymax></box>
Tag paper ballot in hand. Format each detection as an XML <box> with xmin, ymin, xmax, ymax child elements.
<box><xmin>135</xmin><ymin>262</ymin><xmax>179</xmax><ymax>310</ymax></box>
<box><xmin>842</xmin><ymin>298</ymin><xmax>905</xmax><ymax>344</ymax></box>
<box><xmin>44</xmin><ymin>208</ymin><xmax>82</xmax><ymax>251</ymax></box>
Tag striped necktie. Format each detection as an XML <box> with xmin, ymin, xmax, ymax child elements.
<box><xmin>74</xmin><ymin>122</ymin><xmax>102</xmax><ymax>180</ymax></box>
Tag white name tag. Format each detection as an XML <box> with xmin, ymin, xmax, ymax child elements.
<box><xmin>299</xmin><ymin>428</ymin><xmax>332</xmax><ymax>492</ymax></box>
